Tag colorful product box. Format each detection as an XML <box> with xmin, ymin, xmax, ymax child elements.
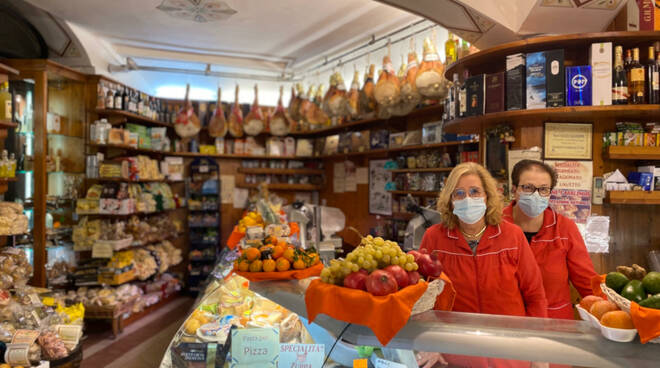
<box><xmin>545</xmin><ymin>49</ymin><xmax>565</xmax><ymax>107</ymax></box>
<box><xmin>566</xmin><ymin>66</ymin><xmax>592</xmax><ymax>106</ymax></box>
<box><xmin>526</xmin><ymin>52</ymin><xmax>546</xmax><ymax>109</ymax></box>
<box><xmin>589</xmin><ymin>42</ymin><xmax>612</xmax><ymax>106</ymax></box>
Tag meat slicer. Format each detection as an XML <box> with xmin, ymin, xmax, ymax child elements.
<box><xmin>403</xmin><ymin>195</ymin><xmax>442</xmax><ymax>251</ymax></box>
<box><xmin>284</xmin><ymin>202</ymin><xmax>345</xmax><ymax>264</ymax></box>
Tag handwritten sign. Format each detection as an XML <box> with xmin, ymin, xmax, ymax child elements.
<box><xmin>545</xmin><ymin>160</ymin><xmax>593</xmax><ymax>224</ymax></box>
<box><xmin>278</xmin><ymin>344</ymin><xmax>324</xmax><ymax>368</ymax></box>
<box><xmin>230</xmin><ymin>327</ymin><xmax>279</xmax><ymax>368</ymax></box>
<box><xmin>371</xmin><ymin>356</ymin><xmax>407</xmax><ymax>368</ymax></box>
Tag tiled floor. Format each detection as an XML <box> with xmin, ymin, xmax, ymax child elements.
<box><xmin>81</xmin><ymin>296</ymin><xmax>195</xmax><ymax>368</ymax></box>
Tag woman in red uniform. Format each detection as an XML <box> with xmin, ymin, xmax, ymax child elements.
<box><xmin>503</xmin><ymin>160</ymin><xmax>598</xmax><ymax>319</ymax></box>
<box><xmin>418</xmin><ymin>162</ymin><xmax>547</xmax><ymax>368</ymax></box>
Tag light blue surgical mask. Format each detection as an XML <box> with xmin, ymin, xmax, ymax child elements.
<box><xmin>452</xmin><ymin>197</ymin><xmax>487</xmax><ymax>225</ymax></box>
<box><xmin>518</xmin><ymin>192</ymin><xmax>549</xmax><ymax>218</ymax></box>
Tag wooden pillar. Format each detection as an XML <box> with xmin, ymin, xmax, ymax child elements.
<box><xmin>31</xmin><ymin>70</ymin><xmax>47</xmax><ymax>287</ymax></box>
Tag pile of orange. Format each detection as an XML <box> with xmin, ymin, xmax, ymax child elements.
<box><xmin>234</xmin><ymin>239</ymin><xmax>320</xmax><ymax>273</ymax></box>
<box><xmin>579</xmin><ymin>295</ymin><xmax>635</xmax><ymax>330</ymax></box>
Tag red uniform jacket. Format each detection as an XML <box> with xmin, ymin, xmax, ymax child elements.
<box><xmin>420</xmin><ymin>221</ymin><xmax>548</xmax><ymax>368</ymax></box>
<box><xmin>503</xmin><ymin>203</ymin><xmax>598</xmax><ymax>319</ymax></box>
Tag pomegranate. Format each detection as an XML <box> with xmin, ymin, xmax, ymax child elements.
<box><xmin>365</xmin><ymin>270</ymin><xmax>398</xmax><ymax>296</ymax></box>
<box><xmin>419</xmin><ymin>248</ymin><xmax>429</xmax><ymax>254</ymax></box>
<box><xmin>418</xmin><ymin>251</ymin><xmax>443</xmax><ymax>278</ymax></box>
<box><xmin>407</xmin><ymin>271</ymin><xmax>421</xmax><ymax>285</ymax></box>
<box><xmin>407</xmin><ymin>250</ymin><xmax>422</xmax><ymax>263</ymax></box>
<box><xmin>383</xmin><ymin>265</ymin><xmax>408</xmax><ymax>289</ymax></box>
<box><xmin>343</xmin><ymin>269</ymin><xmax>369</xmax><ymax>291</ymax></box>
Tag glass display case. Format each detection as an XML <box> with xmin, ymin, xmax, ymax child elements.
<box><xmin>160</xmin><ymin>248</ymin><xmax>660</xmax><ymax>368</ymax></box>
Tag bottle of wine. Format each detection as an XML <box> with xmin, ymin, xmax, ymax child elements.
<box><xmin>122</xmin><ymin>86</ymin><xmax>129</xmax><ymax>111</ymax></box>
<box><xmin>445</xmin><ymin>32</ymin><xmax>457</xmax><ymax>65</ymax></box>
<box><xmin>449</xmin><ymin>73</ymin><xmax>458</xmax><ymax>120</ymax></box>
<box><xmin>105</xmin><ymin>83</ymin><xmax>114</xmax><ymax>109</ymax></box>
<box><xmin>612</xmin><ymin>45</ymin><xmax>628</xmax><ymax>105</ymax></box>
<box><xmin>628</xmin><ymin>48</ymin><xmax>645</xmax><ymax>104</ymax></box>
<box><xmin>647</xmin><ymin>46</ymin><xmax>659</xmax><ymax>104</ymax></box>
<box><xmin>114</xmin><ymin>86</ymin><xmax>122</xmax><ymax>110</ymax></box>
<box><xmin>459</xmin><ymin>70</ymin><xmax>468</xmax><ymax>118</ymax></box>
<box><xmin>137</xmin><ymin>92</ymin><xmax>144</xmax><ymax>116</ymax></box>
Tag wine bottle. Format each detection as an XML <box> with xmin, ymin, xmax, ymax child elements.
<box><xmin>612</xmin><ymin>45</ymin><xmax>628</xmax><ymax>105</ymax></box>
<box><xmin>114</xmin><ymin>86</ymin><xmax>122</xmax><ymax>110</ymax></box>
<box><xmin>105</xmin><ymin>83</ymin><xmax>114</xmax><ymax>109</ymax></box>
<box><xmin>647</xmin><ymin>46</ymin><xmax>659</xmax><ymax>104</ymax></box>
<box><xmin>628</xmin><ymin>48</ymin><xmax>645</xmax><ymax>104</ymax></box>
<box><xmin>122</xmin><ymin>86</ymin><xmax>129</xmax><ymax>111</ymax></box>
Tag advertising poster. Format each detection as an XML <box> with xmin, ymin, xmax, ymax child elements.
<box><xmin>369</xmin><ymin>159</ymin><xmax>392</xmax><ymax>216</ymax></box>
<box><xmin>544</xmin><ymin>160</ymin><xmax>593</xmax><ymax>224</ymax></box>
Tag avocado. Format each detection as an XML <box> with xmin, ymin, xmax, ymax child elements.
<box><xmin>639</xmin><ymin>294</ymin><xmax>660</xmax><ymax>310</ymax></box>
<box><xmin>606</xmin><ymin>272</ymin><xmax>630</xmax><ymax>293</ymax></box>
<box><xmin>621</xmin><ymin>280</ymin><xmax>646</xmax><ymax>303</ymax></box>
<box><xmin>642</xmin><ymin>271</ymin><xmax>660</xmax><ymax>295</ymax></box>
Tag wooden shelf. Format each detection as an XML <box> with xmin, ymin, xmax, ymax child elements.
<box><xmin>237</xmin><ymin>167</ymin><xmax>325</xmax><ymax>175</ymax></box>
<box><xmin>0</xmin><ymin>62</ymin><xmax>19</xmax><ymax>76</ymax></box>
<box><xmin>78</xmin><ymin>207</ymin><xmax>185</xmax><ymax>218</ymax></box>
<box><xmin>321</xmin><ymin>140</ymin><xmax>479</xmax><ymax>159</ymax></box>
<box><xmin>443</xmin><ymin>105</ymin><xmax>660</xmax><ymax>134</ymax></box>
<box><xmin>86</xmin><ymin>177</ymin><xmax>171</xmax><ymax>183</ymax></box>
<box><xmin>0</xmin><ymin>177</ymin><xmax>18</xmax><ymax>182</ymax></box>
<box><xmin>236</xmin><ymin>183</ymin><xmax>322</xmax><ymax>191</ymax></box>
<box><xmin>606</xmin><ymin>146</ymin><xmax>660</xmax><ymax>160</ymax></box>
<box><xmin>446</xmin><ymin>31</ymin><xmax>660</xmax><ymax>80</ymax></box>
<box><xmin>605</xmin><ymin>191</ymin><xmax>660</xmax><ymax>205</ymax></box>
<box><xmin>387</xmin><ymin>190</ymin><xmax>438</xmax><ymax>197</ymax></box>
<box><xmin>95</xmin><ymin>108</ymin><xmax>172</xmax><ymax>128</ymax></box>
<box><xmin>0</xmin><ymin>120</ymin><xmax>18</xmax><ymax>129</ymax></box>
<box><xmin>89</xmin><ymin>143</ymin><xmax>314</xmax><ymax>160</ymax></box>
<box><xmin>388</xmin><ymin>167</ymin><xmax>453</xmax><ymax>173</ymax></box>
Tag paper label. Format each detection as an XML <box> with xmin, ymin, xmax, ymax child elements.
<box><xmin>12</xmin><ymin>329</ymin><xmax>40</xmax><ymax>345</ymax></box>
<box><xmin>55</xmin><ymin>324</ymin><xmax>82</xmax><ymax>350</ymax></box>
<box><xmin>230</xmin><ymin>327</ymin><xmax>279</xmax><ymax>368</ymax></box>
<box><xmin>630</xmin><ymin>68</ymin><xmax>644</xmax><ymax>82</ymax></box>
<box><xmin>5</xmin><ymin>343</ymin><xmax>30</xmax><ymax>366</ymax></box>
<box><xmin>278</xmin><ymin>344</ymin><xmax>324</xmax><ymax>368</ymax></box>
<box><xmin>371</xmin><ymin>356</ymin><xmax>407</xmax><ymax>368</ymax></box>
<box><xmin>92</xmin><ymin>242</ymin><xmax>114</xmax><ymax>258</ymax></box>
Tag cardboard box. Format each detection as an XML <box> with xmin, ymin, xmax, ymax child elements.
<box><xmin>526</xmin><ymin>52</ymin><xmax>546</xmax><ymax>109</ymax></box>
<box><xmin>638</xmin><ymin>165</ymin><xmax>660</xmax><ymax>190</ymax></box>
<box><xmin>566</xmin><ymin>66</ymin><xmax>592</xmax><ymax>106</ymax></box>
<box><xmin>590</xmin><ymin>42</ymin><xmax>613</xmax><ymax>106</ymax></box>
<box><xmin>545</xmin><ymin>49</ymin><xmax>565</xmax><ymax>107</ymax></box>
<box><xmin>506</xmin><ymin>54</ymin><xmax>526</xmax><ymax>111</ymax></box>
<box><xmin>466</xmin><ymin>74</ymin><xmax>486</xmax><ymax>116</ymax></box>
<box><xmin>485</xmin><ymin>72</ymin><xmax>505</xmax><ymax>113</ymax></box>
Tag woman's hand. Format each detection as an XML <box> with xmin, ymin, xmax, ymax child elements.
<box><xmin>416</xmin><ymin>351</ymin><xmax>448</xmax><ymax>368</ymax></box>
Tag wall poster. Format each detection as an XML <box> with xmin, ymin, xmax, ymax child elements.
<box><xmin>544</xmin><ymin>160</ymin><xmax>593</xmax><ymax>224</ymax></box>
<box><xmin>369</xmin><ymin>159</ymin><xmax>392</xmax><ymax>216</ymax></box>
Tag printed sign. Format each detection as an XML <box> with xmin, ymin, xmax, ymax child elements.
<box><xmin>92</xmin><ymin>242</ymin><xmax>113</xmax><ymax>258</ymax></box>
<box><xmin>12</xmin><ymin>329</ymin><xmax>40</xmax><ymax>345</ymax></box>
<box><xmin>5</xmin><ymin>343</ymin><xmax>30</xmax><ymax>366</ymax></box>
<box><xmin>231</xmin><ymin>327</ymin><xmax>279</xmax><ymax>368</ymax></box>
<box><xmin>545</xmin><ymin>160</ymin><xmax>593</xmax><ymax>224</ymax></box>
<box><xmin>278</xmin><ymin>344</ymin><xmax>324</xmax><ymax>368</ymax></box>
<box><xmin>371</xmin><ymin>356</ymin><xmax>407</xmax><ymax>368</ymax></box>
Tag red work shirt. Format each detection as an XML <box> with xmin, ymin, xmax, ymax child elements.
<box><xmin>420</xmin><ymin>221</ymin><xmax>548</xmax><ymax>368</ymax></box>
<box><xmin>503</xmin><ymin>203</ymin><xmax>598</xmax><ymax>319</ymax></box>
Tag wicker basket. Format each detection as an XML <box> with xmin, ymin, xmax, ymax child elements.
<box><xmin>601</xmin><ymin>283</ymin><xmax>660</xmax><ymax>344</ymax></box>
<box><xmin>412</xmin><ymin>279</ymin><xmax>445</xmax><ymax>315</ymax></box>
<box><xmin>85</xmin><ymin>295</ymin><xmax>139</xmax><ymax>319</ymax></box>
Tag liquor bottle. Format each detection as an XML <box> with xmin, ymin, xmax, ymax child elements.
<box><xmin>97</xmin><ymin>82</ymin><xmax>105</xmax><ymax>109</ymax></box>
<box><xmin>459</xmin><ymin>70</ymin><xmax>468</xmax><ymax>117</ymax></box>
<box><xmin>17</xmin><ymin>145</ymin><xmax>25</xmax><ymax>172</ymax></box>
<box><xmin>122</xmin><ymin>86</ymin><xmax>129</xmax><ymax>111</ymax></box>
<box><xmin>0</xmin><ymin>150</ymin><xmax>8</xmax><ymax>177</ymax></box>
<box><xmin>445</xmin><ymin>32</ymin><xmax>457</xmax><ymax>65</ymax></box>
<box><xmin>114</xmin><ymin>86</ymin><xmax>122</xmax><ymax>110</ymax></box>
<box><xmin>9</xmin><ymin>153</ymin><xmax>16</xmax><ymax>178</ymax></box>
<box><xmin>449</xmin><ymin>73</ymin><xmax>457</xmax><ymax>120</ymax></box>
<box><xmin>628</xmin><ymin>48</ymin><xmax>645</xmax><ymax>104</ymax></box>
<box><xmin>624</xmin><ymin>49</ymin><xmax>632</xmax><ymax>70</ymax></box>
<box><xmin>647</xmin><ymin>46</ymin><xmax>659</xmax><ymax>104</ymax></box>
<box><xmin>137</xmin><ymin>92</ymin><xmax>144</xmax><ymax>116</ymax></box>
<box><xmin>0</xmin><ymin>82</ymin><xmax>11</xmax><ymax>120</ymax></box>
<box><xmin>105</xmin><ymin>83</ymin><xmax>114</xmax><ymax>109</ymax></box>
<box><xmin>612</xmin><ymin>45</ymin><xmax>628</xmax><ymax>105</ymax></box>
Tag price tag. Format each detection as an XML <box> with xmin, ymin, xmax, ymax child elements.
<box><xmin>371</xmin><ymin>356</ymin><xmax>407</xmax><ymax>368</ymax></box>
<box><xmin>230</xmin><ymin>327</ymin><xmax>279</xmax><ymax>368</ymax></box>
<box><xmin>92</xmin><ymin>242</ymin><xmax>114</xmax><ymax>258</ymax></box>
<box><xmin>5</xmin><ymin>343</ymin><xmax>30</xmax><ymax>366</ymax></box>
<box><xmin>12</xmin><ymin>329</ymin><xmax>40</xmax><ymax>345</ymax></box>
<box><xmin>278</xmin><ymin>344</ymin><xmax>324</xmax><ymax>368</ymax></box>
<box><xmin>54</xmin><ymin>324</ymin><xmax>83</xmax><ymax>351</ymax></box>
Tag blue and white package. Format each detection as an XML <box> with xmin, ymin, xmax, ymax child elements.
<box><xmin>525</xmin><ymin>52</ymin><xmax>546</xmax><ymax>109</ymax></box>
<box><xmin>566</xmin><ymin>65</ymin><xmax>592</xmax><ymax>106</ymax></box>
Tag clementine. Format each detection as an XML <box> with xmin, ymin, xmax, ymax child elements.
<box><xmin>272</xmin><ymin>245</ymin><xmax>285</xmax><ymax>259</ymax></box>
<box><xmin>276</xmin><ymin>258</ymin><xmax>291</xmax><ymax>272</ymax></box>
<box><xmin>249</xmin><ymin>259</ymin><xmax>263</xmax><ymax>272</ymax></box>
<box><xmin>590</xmin><ymin>300</ymin><xmax>619</xmax><ymax>320</ymax></box>
<box><xmin>245</xmin><ymin>247</ymin><xmax>261</xmax><ymax>261</ymax></box>
<box><xmin>293</xmin><ymin>259</ymin><xmax>306</xmax><ymax>270</ymax></box>
<box><xmin>238</xmin><ymin>260</ymin><xmax>250</xmax><ymax>272</ymax></box>
<box><xmin>283</xmin><ymin>248</ymin><xmax>295</xmax><ymax>262</ymax></box>
<box><xmin>263</xmin><ymin>259</ymin><xmax>276</xmax><ymax>272</ymax></box>
<box><xmin>600</xmin><ymin>310</ymin><xmax>635</xmax><ymax>329</ymax></box>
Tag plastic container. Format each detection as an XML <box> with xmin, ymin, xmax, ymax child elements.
<box><xmin>600</xmin><ymin>324</ymin><xmax>638</xmax><ymax>343</ymax></box>
<box><xmin>575</xmin><ymin>305</ymin><xmax>601</xmax><ymax>329</ymax></box>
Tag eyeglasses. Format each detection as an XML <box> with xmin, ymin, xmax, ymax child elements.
<box><xmin>452</xmin><ymin>187</ymin><xmax>484</xmax><ymax>200</ymax></box>
<box><xmin>519</xmin><ymin>184</ymin><xmax>552</xmax><ymax>197</ymax></box>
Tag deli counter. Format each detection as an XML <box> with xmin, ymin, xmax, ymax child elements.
<box><xmin>159</xmin><ymin>248</ymin><xmax>660</xmax><ymax>368</ymax></box>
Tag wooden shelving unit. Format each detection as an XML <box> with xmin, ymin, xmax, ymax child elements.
<box><xmin>388</xmin><ymin>167</ymin><xmax>453</xmax><ymax>173</ymax></box>
<box><xmin>321</xmin><ymin>140</ymin><xmax>479</xmax><ymax>159</ymax></box>
<box><xmin>78</xmin><ymin>207</ymin><xmax>185</xmax><ymax>218</ymax></box>
<box><xmin>86</xmin><ymin>177</ymin><xmax>172</xmax><ymax>183</ymax></box>
<box><xmin>0</xmin><ymin>120</ymin><xmax>18</xmax><ymax>129</ymax></box>
<box><xmin>387</xmin><ymin>190</ymin><xmax>438</xmax><ymax>197</ymax></box>
<box><xmin>237</xmin><ymin>167</ymin><xmax>324</xmax><ymax>175</ymax></box>
<box><xmin>96</xmin><ymin>108</ymin><xmax>173</xmax><ymax>128</ymax></box>
<box><xmin>606</xmin><ymin>146</ymin><xmax>660</xmax><ymax>160</ymax></box>
<box><xmin>236</xmin><ymin>182</ymin><xmax>322</xmax><ymax>191</ymax></box>
<box><xmin>605</xmin><ymin>191</ymin><xmax>660</xmax><ymax>205</ymax></box>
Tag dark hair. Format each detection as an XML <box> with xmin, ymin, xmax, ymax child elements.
<box><xmin>511</xmin><ymin>159</ymin><xmax>557</xmax><ymax>189</ymax></box>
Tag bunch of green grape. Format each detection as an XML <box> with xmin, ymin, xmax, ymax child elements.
<box><xmin>319</xmin><ymin>235</ymin><xmax>418</xmax><ymax>285</ymax></box>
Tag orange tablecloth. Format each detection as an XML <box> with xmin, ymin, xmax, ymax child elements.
<box><xmin>233</xmin><ymin>262</ymin><xmax>323</xmax><ymax>282</ymax></box>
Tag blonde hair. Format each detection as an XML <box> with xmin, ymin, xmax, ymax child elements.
<box><xmin>437</xmin><ymin>162</ymin><xmax>503</xmax><ymax>229</ymax></box>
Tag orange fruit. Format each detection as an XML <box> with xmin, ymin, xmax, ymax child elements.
<box><xmin>277</xmin><ymin>239</ymin><xmax>288</xmax><ymax>248</ymax></box>
<box><xmin>276</xmin><ymin>258</ymin><xmax>291</xmax><ymax>272</ymax></box>
<box><xmin>263</xmin><ymin>259</ymin><xmax>276</xmax><ymax>272</ymax></box>
<box><xmin>293</xmin><ymin>259</ymin><xmax>306</xmax><ymax>270</ymax></box>
<box><xmin>600</xmin><ymin>310</ymin><xmax>635</xmax><ymax>329</ymax></box>
<box><xmin>579</xmin><ymin>295</ymin><xmax>603</xmax><ymax>311</ymax></box>
<box><xmin>272</xmin><ymin>245</ymin><xmax>285</xmax><ymax>259</ymax></box>
<box><xmin>238</xmin><ymin>260</ymin><xmax>250</xmax><ymax>272</ymax></box>
<box><xmin>249</xmin><ymin>260</ymin><xmax>263</xmax><ymax>272</ymax></box>
<box><xmin>590</xmin><ymin>300</ymin><xmax>619</xmax><ymax>320</ymax></box>
<box><xmin>283</xmin><ymin>248</ymin><xmax>295</xmax><ymax>262</ymax></box>
<box><xmin>245</xmin><ymin>247</ymin><xmax>261</xmax><ymax>261</ymax></box>
<box><xmin>309</xmin><ymin>253</ymin><xmax>320</xmax><ymax>265</ymax></box>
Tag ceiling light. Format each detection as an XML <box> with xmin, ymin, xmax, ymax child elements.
<box><xmin>156</xmin><ymin>0</ymin><xmax>237</xmax><ymax>23</ymax></box>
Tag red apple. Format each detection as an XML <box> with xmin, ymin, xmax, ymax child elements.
<box><xmin>343</xmin><ymin>270</ymin><xmax>369</xmax><ymax>290</ymax></box>
<box><xmin>383</xmin><ymin>265</ymin><xmax>409</xmax><ymax>289</ymax></box>
<box><xmin>365</xmin><ymin>270</ymin><xmax>398</xmax><ymax>296</ymax></box>
<box><xmin>407</xmin><ymin>271</ymin><xmax>421</xmax><ymax>285</ymax></box>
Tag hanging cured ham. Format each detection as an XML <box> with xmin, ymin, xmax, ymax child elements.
<box><xmin>306</xmin><ymin>85</ymin><xmax>329</xmax><ymax>127</ymax></box>
<box><xmin>228</xmin><ymin>85</ymin><xmax>244</xmax><ymax>138</ymax></box>
<box><xmin>208</xmin><ymin>87</ymin><xmax>227</xmax><ymax>137</ymax></box>
<box><xmin>346</xmin><ymin>69</ymin><xmax>360</xmax><ymax>118</ymax></box>
<box><xmin>243</xmin><ymin>84</ymin><xmax>265</xmax><ymax>136</ymax></box>
<box><xmin>269</xmin><ymin>86</ymin><xmax>290</xmax><ymax>136</ymax></box>
<box><xmin>415</xmin><ymin>37</ymin><xmax>448</xmax><ymax>99</ymax></box>
<box><xmin>298</xmin><ymin>85</ymin><xmax>314</xmax><ymax>125</ymax></box>
<box><xmin>393</xmin><ymin>45</ymin><xmax>422</xmax><ymax>116</ymax></box>
<box><xmin>174</xmin><ymin>84</ymin><xmax>201</xmax><ymax>138</ymax></box>
<box><xmin>322</xmin><ymin>74</ymin><xmax>337</xmax><ymax>116</ymax></box>
<box><xmin>288</xmin><ymin>84</ymin><xmax>302</xmax><ymax>122</ymax></box>
<box><xmin>327</xmin><ymin>72</ymin><xmax>348</xmax><ymax>118</ymax></box>
<box><xmin>359</xmin><ymin>64</ymin><xmax>377</xmax><ymax>118</ymax></box>
<box><xmin>374</xmin><ymin>55</ymin><xmax>400</xmax><ymax>108</ymax></box>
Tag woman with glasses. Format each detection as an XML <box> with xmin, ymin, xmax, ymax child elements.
<box><xmin>417</xmin><ymin>162</ymin><xmax>548</xmax><ymax>368</ymax></box>
<box><xmin>503</xmin><ymin>160</ymin><xmax>597</xmax><ymax>320</ymax></box>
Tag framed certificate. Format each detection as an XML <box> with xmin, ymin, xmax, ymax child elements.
<box><xmin>543</xmin><ymin>122</ymin><xmax>593</xmax><ymax>160</ymax></box>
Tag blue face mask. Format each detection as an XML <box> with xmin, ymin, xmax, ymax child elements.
<box><xmin>518</xmin><ymin>192</ymin><xmax>549</xmax><ymax>218</ymax></box>
<box><xmin>452</xmin><ymin>197</ymin><xmax>487</xmax><ymax>225</ymax></box>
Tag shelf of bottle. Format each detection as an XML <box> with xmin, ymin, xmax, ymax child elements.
<box><xmin>445</xmin><ymin>31</ymin><xmax>660</xmax><ymax>80</ymax></box>
<box><xmin>86</xmin><ymin>177</ymin><xmax>175</xmax><ymax>183</ymax></box>
<box><xmin>236</xmin><ymin>182</ymin><xmax>322</xmax><ymax>191</ymax></box>
<box><xmin>606</xmin><ymin>145</ymin><xmax>660</xmax><ymax>160</ymax></box>
<box><xmin>237</xmin><ymin>167</ymin><xmax>325</xmax><ymax>175</ymax></box>
<box><xmin>320</xmin><ymin>140</ymin><xmax>479</xmax><ymax>159</ymax></box>
<box><xmin>387</xmin><ymin>190</ymin><xmax>438</xmax><ymax>197</ymax></box>
<box><xmin>442</xmin><ymin>105</ymin><xmax>660</xmax><ymax>134</ymax></box>
<box><xmin>0</xmin><ymin>120</ymin><xmax>18</xmax><ymax>129</ymax></box>
<box><xmin>387</xmin><ymin>167</ymin><xmax>454</xmax><ymax>173</ymax></box>
<box><xmin>95</xmin><ymin>108</ymin><xmax>173</xmax><ymax>128</ymax></box>
<box><xmin>605</xmin><ymin>190</ymin><xmax>660</xmax><ymax>205</ymax></box>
